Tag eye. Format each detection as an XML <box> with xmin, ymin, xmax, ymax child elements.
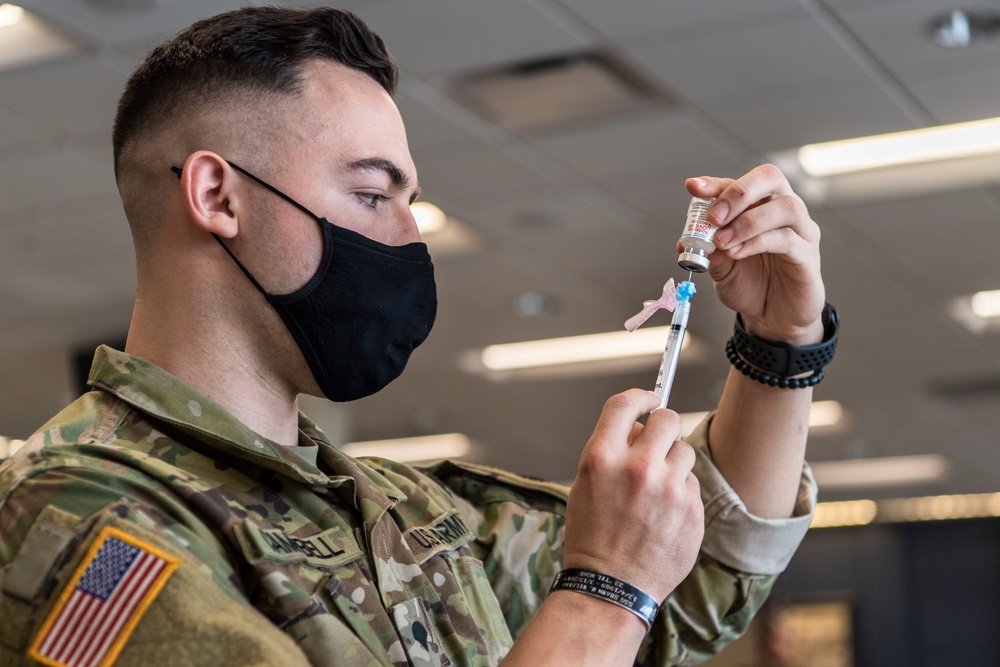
<box><xmin>357</xmin><ymin>192</ymin><xmax>388</xmax><ymax>208</ymax></box>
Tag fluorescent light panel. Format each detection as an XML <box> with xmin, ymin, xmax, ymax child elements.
<box><xmin>0</xmin><ymin>436</ymin><xmax>25</xmax><ymax>458</ymax></box>
<box><xmin>810</xmin><ymin>454</ymin><xmax>949</xmax><ymax>490</ymax></box>
<box><xmin>0</xmin><ymin>3</ymin><xmax>23</xmax><ymax>27</ymax></box>
<box><xmin>811</xmin><ymin>492</ymin><xmax>1000</xmax><ymax>528</ymax></box>
<box><xmin>480</xmin><ymin>326</ymin><xmax>687</xmax><ymax>371</ymax></box>
<box><xmin>948</xmin><ymin>289</ymin><xmax>1000</xmax><ymax>335</ymax></box>
<box><xmin>0</xmin><ymin>5</ymin><xmax>77</xmax><ymax>72</ymax></box>
<box><xmin>970</xmin><ymin>289</ymin><xmax>1000</xmax><ymax>319</ymax></box>
<box><xmin>410</xmin><ymin>202</ymin><xmax>447</xmax><ymax>235</ymax></box>
<box><xmin>798</xmin><ymin>116</ymin><xmax>1000</xmax><ymax>177</ymax></box>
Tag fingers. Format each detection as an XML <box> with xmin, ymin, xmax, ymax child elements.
<box><xmin>586</xmin><ymin>390</ymin><xmax>662</xmax><ymax>455</ymax></box>
<box><xmin>686</xmin><ymin>165</ymin><xmax>819</xmax><ymax>262</ymax></box>
<box><xmin>665</xmin><ymin>438</ymin><xmax>697</xmax><ymax>477</ymax></box>
<box><xmin>632</xmin><ymin>407</ymin><xmax>682</xmax><ymax>456</ymax></box>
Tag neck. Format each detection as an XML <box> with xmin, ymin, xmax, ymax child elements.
<box><xmin>125</xmin><ymin>287</ymin><xmax>302</xmax><ymax>447</ymax></box>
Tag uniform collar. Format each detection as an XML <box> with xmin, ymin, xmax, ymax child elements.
<box><xmin>87</xmin><ymin>345</ymin><xmax>405</xmax><ymax>504</ymax></box>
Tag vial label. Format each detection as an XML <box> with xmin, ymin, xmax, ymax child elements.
<box><xmin>682</xmin><ymin>197</ymin><xmax>716</xmax><ymax>241</ymax></box>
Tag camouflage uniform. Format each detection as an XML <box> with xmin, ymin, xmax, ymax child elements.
<box><xmin>0</xmin><ymin>346</ymin><xmax>816</xmax><ymax>666</ymax></box>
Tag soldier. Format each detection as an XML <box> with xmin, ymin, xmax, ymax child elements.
<box><xmin>0</xmin><ymin>6</ymin><xmax>835</xmax><ymax>667</ymax></box>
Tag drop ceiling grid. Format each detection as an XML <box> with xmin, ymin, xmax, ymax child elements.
<box><xmin>619</xmin><ymin>11</ymin><xmax>886</xmax><ymax>111</ymax></box>
<box><xmin>549</xmin><ymin>0</ymin><xmax>796</xmax><ymax>41</ymax></box>
<box><xmin>836</xmin><ymin>0</ymin><xmax>1000</xmax><ymax>81</ymax></box>
<box><xmin>352</xmin><ymin>0</ymin><xmax>592</xmax><ymax>76</ymax></box>
<box><xmin>830</xmin><ymin>189</ymin><xmax>1000</xmax><ymax>299</ymax></box>
<box><xmin>904</xmin><ymin>66</ymin><xmax>1000</xmax><ymax>125</ymax></box>
<box><xmin>15</xmin><ymin>0</ymin><xmax>248</xmax><ymax>48</ymax></box>
<box><xmin>530</xmin><ymin>111</ymin><xmax>740</xmax><ymax>180</ymax></box>
<box><xmin>708</xmin><ymin>77</ymin><xmax>923</xmax><ymax>153</ymax></box>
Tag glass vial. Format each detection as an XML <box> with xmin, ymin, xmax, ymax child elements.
<box><xmin>678</xmin><ymin>197</ymin><xmax>716</xmax><ymax>272</ymax></box>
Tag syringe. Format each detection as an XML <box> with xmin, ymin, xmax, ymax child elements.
<box><xmin>653</xmin><ymin>280</ymin><xmax>696</xmax><ymax>410</ymax></box>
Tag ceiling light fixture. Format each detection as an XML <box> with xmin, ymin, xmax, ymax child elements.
<box><xmin>0</xmin><ymin>436</ymin><xmax>25</xmax><ymax>458</ymax></box>
<box><xmin>949</xmin><ymin>289</ymin><xmax>1000</xmax><ymax>334</ymax></box>
<box><xmin>811</xmin><ymin>491</ymin><xmax>1000</xmax><ymax>528</ymax></box>
<box><xmin>0</xmin><ymin>4</ymin><xmax>23</xmax><ymax>28</ymax></box>
<box><xmin>461</xmin><ymin>327</ymin><xmax>705</xmax><ymax>382</ymax></box>
<box><xmin>929</xmin><ymin>9</ymin><xmax>1000</xmax><ymax>48</ymax></box>
<box><xmin>410</xmin><ymin>201</ymin><xmax>448</xmax><ymax>235</ymax></box>
<box><xmin>480</xmin><ymin>326</ymin><xmax>688</xmax><ymax>371</ymax></box>
<box><xmin>811</xmin><ymin>499</ymin><xmax>878</xmax><ymax>528</ymax></box>
<box><xmin>797</xmin><ymin>116</ymin><xmax>1000</xmax><ymax>177</ymax></box>
<box><xmin>0</xmin><ymin>5</ymin><xmax>77</xmax><ymax>72</ymax></box>
<box><xmin>970</xmin><ymin>289</ymin><xmax>1000</xmax><ymax>319</ymax></box>
<box><xmin>810</xmin><ymin>454</ymin><xmax>949</xmax><ymax>490</ymax></box>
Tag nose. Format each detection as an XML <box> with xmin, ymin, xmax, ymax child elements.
<box><xmin>387</xmin><ymin>203</ymin><xmax>421</xmax><ymax>246</ymax></box>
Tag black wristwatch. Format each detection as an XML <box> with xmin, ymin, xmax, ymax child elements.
<box><xmin>726</xmin><ymin>304</ymin><xmax>839</xmax><ymax>388</ymax></box>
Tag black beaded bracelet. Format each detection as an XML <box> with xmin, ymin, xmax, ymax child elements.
<box><xmin>726</xmin><ymin>339</ymin><xmax>825</xmax><ymax>388</ymax></box>
<box><xmin>726</xmin><ymin>304</ymin><xmax>839</xmax><ymax>388</ymax></box>
<box><xmin>550</xmin><ymin>568</ymin><xmax>660</xmax><ymax>630</ymax></box>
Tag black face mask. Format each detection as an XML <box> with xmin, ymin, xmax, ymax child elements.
<box><xmin>171</xmin><ymin>162</ymin><xmax>437</xmax><ymax>402</ymax></box>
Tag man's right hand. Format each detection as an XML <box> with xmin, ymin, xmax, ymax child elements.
<box><xmin>562</xmin><ymin>389</ymin><xmax>704</xmax><ymax>602</ymax></box>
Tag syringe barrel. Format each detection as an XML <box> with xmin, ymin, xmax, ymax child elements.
<box><xmin>654</xmin><ymin>299</ymin><xmax>691</xmax><ymax>409</ymax></box>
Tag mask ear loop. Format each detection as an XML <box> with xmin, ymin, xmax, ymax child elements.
<box><xmin>223</xmin><ymin>161</ymin><xmax>324</xmax><ymax>224</ymax></box>
<box><xmin>171</xmin><ymin>164</ymin><xmax>271</xmax><ymax>296</ymax></box>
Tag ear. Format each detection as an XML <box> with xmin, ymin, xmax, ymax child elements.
<box><xmin>178</xmin><ymin>151</ymin><xmax>244</xmax><ymax>240</ymax></box>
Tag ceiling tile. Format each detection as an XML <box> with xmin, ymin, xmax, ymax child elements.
<box><xmin>711</xmin><ymin>78</ymin><xmax>920</xmax><ymax>152</ymax></box>
<box><xmin>356</xmin><ymin>0</ymin><xmax>591</xmax><ymax>75</ymax></box>
<box><xmin>836</xmin><ymin>0</ymin><xmax>1000</xmax><ymax>82</ymax></box>
<box><xmin>531</xmin><ymin>111</ymin><xmax>737</xmax><ymax>180</ymax></box>
<box><xmin>553</xmin><ymin>0</ymin><xmax>795</xmax><ymax>40</ymax></box>
<box><xmin>621</xmin><ymin>9</ymin><xmax>879</xmax><ymax>106</ymax></box>
<box><xmin>17</xmin><ymin>0</ymin><xmax>248</xmax><ymax>47</ymax></box>
<box><xmin>906</xmin><ymin>66</ymin><xmax>1000</xmax><ymax>124</ymax></box>
<box><xmin>829</xmin><ymin>189</ymin><xmax>1000</xmax><ymax>298</ymax></box>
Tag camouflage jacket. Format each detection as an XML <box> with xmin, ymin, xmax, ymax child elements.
<box><xmin>0</xmin><ymin>346</ymin><xmax>816</xmax><ymax>667</ymax></box>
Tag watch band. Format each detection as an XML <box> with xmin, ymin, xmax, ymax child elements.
<box><xmin>731</xmin><ymin>304</ymin><xmax>839</xmax><ymax>378</ymax></box>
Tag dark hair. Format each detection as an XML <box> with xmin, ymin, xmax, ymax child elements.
<box><xmin>112</xmin><ymin>6</ymin><xmax>397</xmax><ymax>177</ymax></box>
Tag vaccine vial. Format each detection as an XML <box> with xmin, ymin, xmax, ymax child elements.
<box><xmin>677</xmin><ymin>197</ymin><xmax>716</xmax><ymax>273</ymax></box>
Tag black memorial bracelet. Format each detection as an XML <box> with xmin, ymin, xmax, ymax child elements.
<box><xmin>549</xmin><ymin>568</ymin><xmax>660</xmax><ymax>630</ymax></box>
<box><xmin>726</xmin><ymin>303</ymin><xmax>839</xmax><ymax>388</ymax></box>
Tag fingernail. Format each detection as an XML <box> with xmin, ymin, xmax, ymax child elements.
<box><xmin>692</xmin><ymin>178</ymin><xmax>707</xmax><ymax>188</ymax></box>
<box><xmin>708</xmin><ymin>200</ymin><xmax>729</xmax><ymax>224</ymax></box>
<box><xmin>715</xmin><ymin>228</ymin><xmax>733</xmax><ymax>247</ymax></box>
<box><xmin>728</xmin><ymin>242</ymin><xmax>744</xmax><ymax>254</ymax></box>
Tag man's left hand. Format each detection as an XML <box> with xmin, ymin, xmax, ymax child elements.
<box><xmin>683</xmin><ymin>164</ymin><xmax>825</xmax><ymax>346</ymax></box>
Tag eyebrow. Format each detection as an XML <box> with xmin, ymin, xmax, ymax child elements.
<box><xmin>347</xmin><ymin>157</ymin><xmax>422</xmax><ymax>204</ymax></box>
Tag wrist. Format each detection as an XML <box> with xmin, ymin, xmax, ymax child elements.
<box><xmin>549</xmin><ymin>568</ymin><xmax>660</xmax><ymax>631</ymax></box>
<box><xmin>739</xmin><ymin>316</ymin><xmax>825</xmax><ymax>347</ymax></box>
<box><xmin>728</xmin><ymin>304</ymin><xmax>839</xmax><ymax>388</ymax></box>
<box><xmin>546</xmin><ymin>588</ymin><xmax>651</xmax><ymax>634</ymax></box>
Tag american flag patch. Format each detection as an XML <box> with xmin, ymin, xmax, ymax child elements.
<box><xmin>28</xmin><ymin>526</ymin><xmax>180</xmax><ymax>667</ymax></box>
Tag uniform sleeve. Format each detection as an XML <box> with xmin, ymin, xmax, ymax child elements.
<box><xmin>0</xmin><ymin>463</ymin><xmax>311</xmax><ymax>667</ymax></box>
<box><xmin>687</xmin><ymin>412</ymin><xmax>817</xmax><ymax>576</ymax></box>
<box><xmin>424</xmin><ymin>430</ymin><xmax>817</xmax><ymax>667</ymax></box>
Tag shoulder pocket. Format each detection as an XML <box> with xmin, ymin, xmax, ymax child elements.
<box><xmin>0</xmin><ymin>505</ymin><xmax>85</xmax><ymax>653</ymax></box>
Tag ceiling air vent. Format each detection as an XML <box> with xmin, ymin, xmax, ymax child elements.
<box><xmin>448</xmin><ymin>51</ymin><xmax>671</xmax><ymax>133</ymax></box>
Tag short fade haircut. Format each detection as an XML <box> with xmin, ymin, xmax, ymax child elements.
<box><xmin>112</xmin><ymin>6</ymin><xmax>397</xmax><ymax>179</ymax></box>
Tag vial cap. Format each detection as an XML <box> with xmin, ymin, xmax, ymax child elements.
<box><xmin>678</xmin><ymin>251</ymin><xmax>710</xmax><ymax>272</ymax></box>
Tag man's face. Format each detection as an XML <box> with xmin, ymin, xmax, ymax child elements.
<box><xmin>240</xmin><ymin>60</ymin><xmax>422</xmax><ymax>296</ymax></box>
